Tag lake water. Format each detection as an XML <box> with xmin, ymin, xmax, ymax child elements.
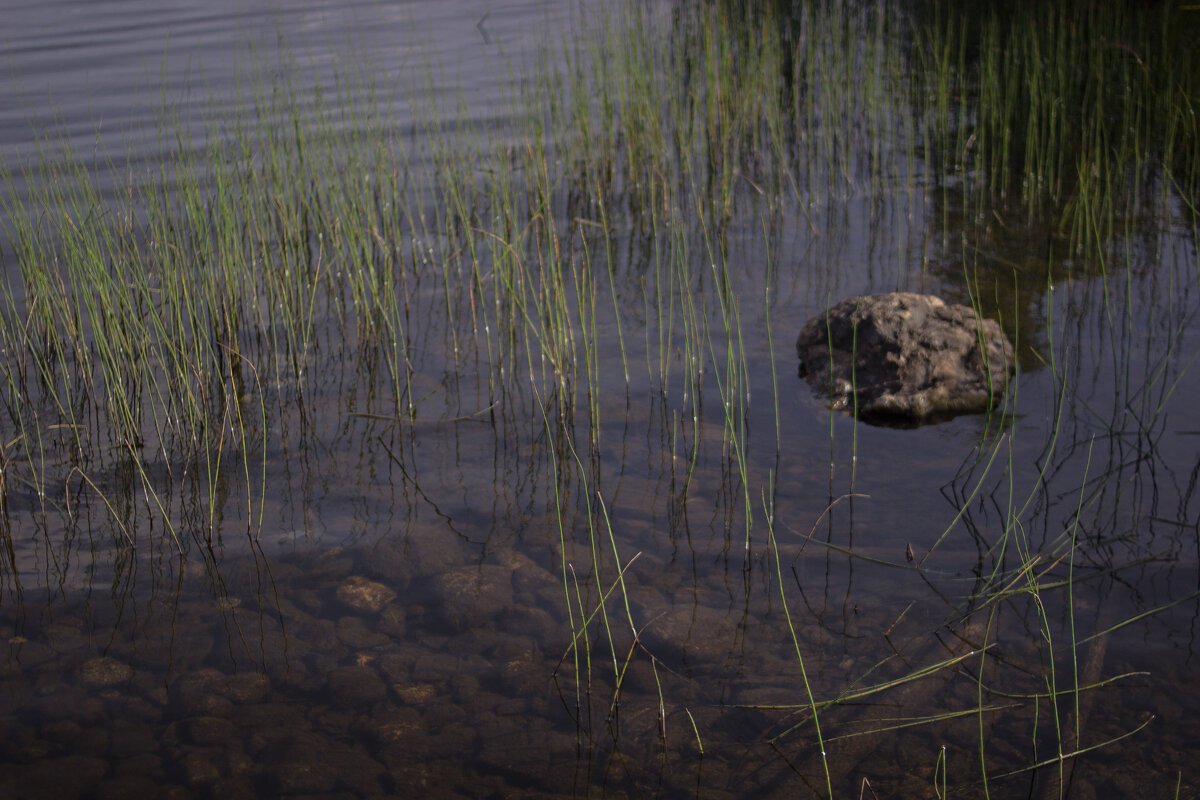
<box><xmin>1</xmin><ymin>1</ymin><xmax>1198</xmax><ymax>798</ymax></box>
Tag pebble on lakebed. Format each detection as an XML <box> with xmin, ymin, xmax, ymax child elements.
<box><xmin>335</xmin><ymin>576</ymin><xmax>397</xmax><ymax>614</ymax></box>
<box><xmin>78</xmin><ymin>656</ymin><xmax>134</xmax><ymax>688</ymax></box>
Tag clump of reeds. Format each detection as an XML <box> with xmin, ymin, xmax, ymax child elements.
<box><xmin>917</xmin><ymin>0</ymin><xmax>1200</xmax><ymax>234</ymax></box>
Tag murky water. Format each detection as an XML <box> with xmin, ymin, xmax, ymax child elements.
<box><xmin>2</xmin><ymin>1</ymin><xmax>1199</xmax><ymax>798</ymax></box>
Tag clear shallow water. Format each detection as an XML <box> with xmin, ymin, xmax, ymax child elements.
<box><xmin>1</xmin><ymin>2</ymin><xmax>1199</xmax><ymax>799</ymax></box>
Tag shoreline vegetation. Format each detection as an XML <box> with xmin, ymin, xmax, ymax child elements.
<box><xmin>1</xmin><ymin>0</ymin><xmax>1197</xmax><ymax>794</ymax></box>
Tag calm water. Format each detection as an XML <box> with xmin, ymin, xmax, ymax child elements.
<box><xmin>1</xmin><ymin>2</ymin><xmax>1198</xmax><ymax>799</ymax></box>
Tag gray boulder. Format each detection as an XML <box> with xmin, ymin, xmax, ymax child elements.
<box><xmin>796</xmin><ymin>292</ymin><xmax>1014</xmax><ymax>421</ymax></box>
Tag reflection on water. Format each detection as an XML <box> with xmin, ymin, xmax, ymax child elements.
<box><xmin>0</xmin><ymin>0</ymin><xmax>567</xmax><ymax>206</ymax></box>
<box><xmin>1</xmin><ymin>0</ymin><xmax>1199</xmax><ymax>798</ymax></box>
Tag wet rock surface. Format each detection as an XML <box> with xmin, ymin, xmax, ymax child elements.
<box><xmin>796</xmin><ymin>292</ymin><xmax>1015</xmax><ymax>421</ymax></box>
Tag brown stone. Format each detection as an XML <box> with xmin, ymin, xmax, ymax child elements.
<box><xmin>336</xmin><ymin>576</ymin><xmax>397</xmax><ymax>614</ymax></box>
<box><xmin>429</xmin><ymin>565</ymin><xmax>514</xmax><ymax>631</ymax></box>
<box><xmin>377</xmin><ymin>652</ymin><xmax>414</xmax><ymax>684</ymax></box>
<box><xmin>223</xmin><ymin>673</ymin><xmax>270</xmax><ymax>705</ymax></box>
<box><xmin>797</xmin><ymin>292</ymin><xmax>1014</xmax><ymax>421</ymax></box>
<box><xmin>377</xmin><ymin>605</ymin><xmax>407</xmax><ymax>638</ymax></box>
<box><xmin>394</xmin><ymin>683</ymin><xmax>438</xmax><ymax>705</ymax></box>
<box><xmin>169</xmin><ymin>668</ymin><xmax>268</xmax><ymax>718</ymax></box>
<box><xmin>182</xmin><ymin>716</ymin><xmax>237</xmax><ymax>747</ymax></box>
<box><xmin>79</xmin><ymin>657</ymin><xmax>134</xmax><ymax>688</ymax></box>
<box><xmin>358</xmin><ymin>704</ymin><xmax>423</xmax><ymax>746</ymax></box>
<box><xmin>639</xmin><ymin>604</ymin><xmax>740</xmax><ymax>667</ymax></box>
<box><xmin>178</xmin><ymin>751</ymin><xmax>221</xmax><ymax>787</ymax></box>
<box><xmin>411</xmin><ymin>651</ymin><xmax>462</xmax><ymax>683</ymax></box>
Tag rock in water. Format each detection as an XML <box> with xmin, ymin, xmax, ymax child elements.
<box><xmin>336</xmin><ymin>576</ymin><xmax>397</xmax><ymax>614</ymax></box>
<box><xmin>78</xmin><ymin>656</ymin><xmax>134</xmax><ymax>688</ymax></box>
<box><xmin>429</xmin><ymin>565</ymin><xmax>515</xmax><ymax>631</ymax></box>
<box><xmin>796</xmin><ymin>292</ymin><xmax>1014</xmax><ymax>421</ymax></box>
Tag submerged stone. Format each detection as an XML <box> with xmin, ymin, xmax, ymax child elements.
<box><xmin>639</xmin><ymin>604</ymin><xmax>740</xmax><ymax>667</ymax></box>
<box><xmin>377</xmin><ymin>605</ymin><xmax>407</xmax><ymax>638</ymax></box>
<box><xmin>168</xmin><ymin>668</ymin><xmax>269</xmax><ymax>718</ymax></box>
<box><xmin>336</xmin><ymin>576</ymin><xmax>397</xmax><ymax>614</ymax></box>
<box><xmin>181</xmin><ymin>716</ymin><xmax>236</xmax><ymax>747</ymax></box>
<box><xmin>79</xmin><ymin>657</ymin><xmax>134</xmax><ymax>688</ymax></box>
<box><xmin>429</xmin><ymin>566</ymin><xmax>515</xmax><ymax>631</ymax></box>
<box><xmin>178</xmin><ymin>751</ymin><xmax>221</xmax><ymax>788</ymax></box>
<box><xmin>796</xmin><ymin>292</ymin><xmax>1015</xmax><ymax>422</ymax></box>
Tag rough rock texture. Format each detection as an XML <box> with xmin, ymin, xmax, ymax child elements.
<box><xmin>79</xmin><ymin>657</ymin><xmax>134</xmax><ymax>688</ymax></box>
<box><xmin>796</xmin><ymin>292</ymin><xmax>1014</xmax><ymax>421</ymax></box>
<box><xmin>335</xmin><ymin>576</ymin><xmax>397</xmax><ymax>614</ymax></box>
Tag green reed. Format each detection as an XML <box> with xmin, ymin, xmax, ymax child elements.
<box><xmin>919</xmin><ymin>0</ymin><xmax>1199</xmax><ymax>229</ymax></box>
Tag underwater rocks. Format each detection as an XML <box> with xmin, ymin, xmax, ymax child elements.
<box><xmin>335</xmin><ymin>575</ymin><xmax>397</xmax><ymax>614</ymax></box>
<box><xmin>796</xmin><ymin>292</ymin><xmax>1015</xmax><ymax>422</ymax></box>
<box><xmin>79</xmin><ymin>657</ymin><xmax>134</xmax><ymax>688</ymax></box>
<box><xmin>639</xmin><ymin>604</ymin><xmax>740</xmax><ymax>669</ymax></box>
<box><xmin>430</xmin><ymin>565</ymin><xmax>516</xmax><ymax>631</ymax></box>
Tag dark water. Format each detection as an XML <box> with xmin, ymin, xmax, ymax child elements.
<box><xmin>2</xmin><ymin>2</ymin><xmax>1199</xmax><ymax>799</ymax></box>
